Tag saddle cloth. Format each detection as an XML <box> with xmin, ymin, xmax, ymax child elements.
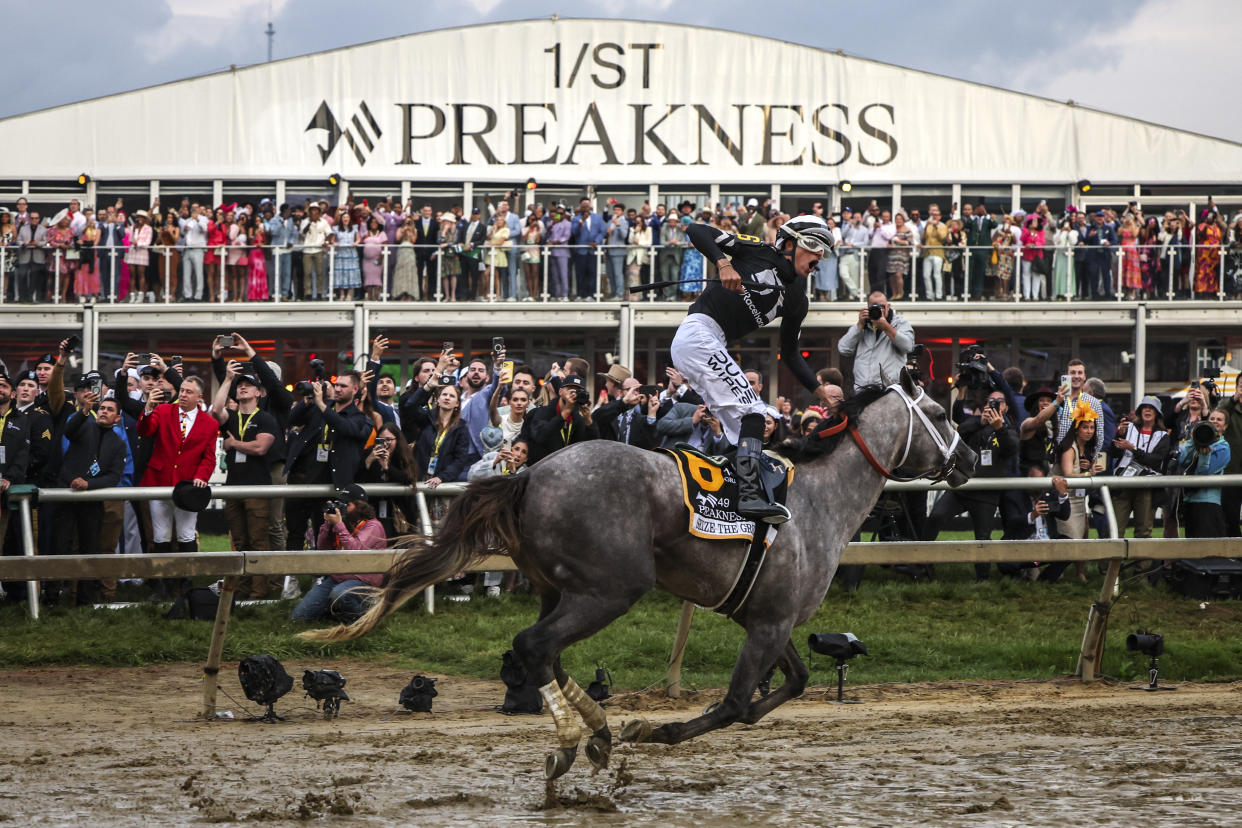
<box><xmin>660</xmin><ymin>446</ymin><xmax>794</xmax><ymax>541</ymax></box>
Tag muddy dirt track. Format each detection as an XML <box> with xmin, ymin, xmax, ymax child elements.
<box><xmin>1</xmin><ymin>662</ymin><xmax>1240</xmax><ymax>826</ymax></box>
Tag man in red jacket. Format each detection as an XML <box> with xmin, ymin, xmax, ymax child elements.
<box><xmin>137</xmin><ymin>375</ymin><xmax>219</xmax><ymax>563</ymax></box>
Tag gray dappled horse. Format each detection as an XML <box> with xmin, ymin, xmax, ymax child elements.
<box><xmin>302</xmin><ymin>372</ymin><xmax>976</xmax><ymax>779</ymax></box>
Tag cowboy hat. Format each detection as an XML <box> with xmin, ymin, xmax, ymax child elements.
<box><xmin>597</xmin><ymin>364</ymin><xmax>632</xmax><ymax>385</ymax></box>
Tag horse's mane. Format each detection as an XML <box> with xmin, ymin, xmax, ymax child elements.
<box><xmin>774</xmin><ymin>385</ymin><xmax>891</xmax><ymax>464</ymax></box>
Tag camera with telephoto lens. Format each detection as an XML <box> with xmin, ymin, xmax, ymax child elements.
<box><xmin>294</xmin><ymin>358</ymin><xmax>328</xmax><ymax>397</ymax></box>
<box><xmin>868</xmin><ymin>303</ymin><xmax>883</xmax><ymax>321</ymax></box>
<box><xmin>1192</xmin><ymin>421</ymin><xmax>1217</xmax><ymax>449</ymax></box>
<box><xmin>956</xmin><ymin>345</ymin><xmax>993</xmax><ymax>391</ymax></box>
<box><xmin>323</xmin><ymin>499</ymin><xmax>347</xmax><ymax>515</ymax></box>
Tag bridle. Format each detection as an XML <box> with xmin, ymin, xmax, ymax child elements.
<box><xmin>847</xmin><ymin>384</ymin><xmax>963</xmax><ymax>483</ymax></box>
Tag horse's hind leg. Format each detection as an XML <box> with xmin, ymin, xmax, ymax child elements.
<box><xmin>547</xmin><ymin>656</ymin><xmax>612</xmax><ymax>770</ymax></box>
<box><xmin>513</xmin><ymin>590</ymin><xmax>638</xmax><ymax>779</ymax></box>
<box><xmin>735</xmin><ymin>639</ymin><xmax>807</xmax><ymax>725</ymax></box>
<box><xmin>631</xmin><ymin>622</ymin><xmax>789</xmax><ymax>746</ymax></box>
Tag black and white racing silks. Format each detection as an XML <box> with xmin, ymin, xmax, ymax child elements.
<box><xmin>670</xmin><ymin>224</ymin><xmax>820</xmax><ymax>444</ymax></box>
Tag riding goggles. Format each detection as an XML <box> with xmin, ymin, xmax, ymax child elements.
<box><xmin>787</xmin><ymin>228</ymin><xmax>830</xmax><ymax>255</ymax></box>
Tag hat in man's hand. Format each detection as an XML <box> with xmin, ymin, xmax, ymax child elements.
<box><xmin>597</xmin><ymin>364</ymin><xmax>632</xmax><ymax>386</ymax></box>
<box><xmin>172</xmin><ymin>480</ymin><xmax>212</xmax><ymax>513</ymax></box>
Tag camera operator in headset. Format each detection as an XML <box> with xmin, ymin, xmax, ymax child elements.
<box><xmin>520</xmin><ymin>373</ymin><xmax>599</xmax><ymax>466</ymax></box>
<box><xmin>921</xmin><ymin>388</ymin><xmax>1018</xmax><ymax>581</ymax></box>
<box><xmin>838</xmin><ymin>290</ymin><xmax>915</xmax><ymax>394</ymax></box>
<box><xmin>672</xmin><ymin>214</ymin><xmax>838</xmax><ymax>523</ymax></box>
<box><xmin>290</xmin><ymin>484</ymin><xmax>386</xmax><ymax>624</ymax></box>
<box><xmin>1177</xmin><ymin>410</ymin><xmax>1231</xmax><ymax>538</ymax></box>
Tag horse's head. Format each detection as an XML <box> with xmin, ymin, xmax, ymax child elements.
<box><xmin>889</xmin><ymin>369</ymin><xmax>977</xmax><ymax>487</ymax></box>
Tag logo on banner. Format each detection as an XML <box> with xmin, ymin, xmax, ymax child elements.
<box><xmin>306</xmin><ymin>100</ymin><xmax>384</xmax><ymax>165</ymax></box>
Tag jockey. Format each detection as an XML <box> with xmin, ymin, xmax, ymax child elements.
<box><xmin>672</xmin><ymin>215</ymin><xmax>839</xmax><ymax>524</ymax></box>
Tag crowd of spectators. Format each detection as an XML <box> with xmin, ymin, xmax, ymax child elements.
<box><xmin>0</xmin><ymin>305</ymin><xmax>1237</xmax><ymax>610</ymax></box>
<box><xmin>3</xmin><ymin>193</ymin><xmax>1241</xmax><ymax>304</ymax></box>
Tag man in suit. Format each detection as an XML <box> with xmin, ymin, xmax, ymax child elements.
<box><xmin>965</xmin><ymin>203</ymin><xmax>996</xmax><ymax>299</ymax></box>
<box><xmin>1082</xmin><ymin>211</ymin><xmax>1118</xmax><ymax>299</ymax></box>
<box><xmin>458</xmin><ymin>207</ymin><xmax>488</xmax><ymax>300</ymax></box>
<box><xmin>136</xmin><ymin>375</ymin><xmax>218</xmax><ymax>564</ymax></box>
<box><xmin>412</xmin><ymin>204</ymin><xmax>438</xmax><ymax>299</ymax></box>
<box><xmin>570</xmin><ymin>198</ymin><xmax>606</xmax><ymax>301</ymax></box>
<box><xmin>15</xmin><ymin>212</ymin><xmax>46</xmax><ymax>304</ymax></box>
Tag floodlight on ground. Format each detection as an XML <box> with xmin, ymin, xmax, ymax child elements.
<box><xmin>238</xmin><ymin>654</ymin><xmax>293</xmax><ymax>721</ymax></box>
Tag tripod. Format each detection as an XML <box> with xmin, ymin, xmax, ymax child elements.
<box><xmin>1128</xmin><ymin>655</ymin><xmax>1177</xmax><ymax>692</ymax></box>
<box><xmin>828</xmin><ymin>658</ymin><xmax>862</xmax><ymax>705</ymax></box>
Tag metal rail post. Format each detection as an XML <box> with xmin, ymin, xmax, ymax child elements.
<box><xmin>416</xmin><ymin>490</ymin><xmax>436</xmax><ymax>613</ymax></box>
<box><xmin>19</xmin><ymin>494</ymin><xmax>38</xmax><ymax>619</ymax></box>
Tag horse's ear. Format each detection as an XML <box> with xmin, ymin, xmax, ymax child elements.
<box><xmin>899</xmin><ymin>367</ymin><xmax>918</xmax><ymax>397</ymax></box>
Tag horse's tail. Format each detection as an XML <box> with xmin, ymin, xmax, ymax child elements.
<box><xmin>298</xmin><ymin>475</ymin><xmax>529</xmax><ymax>643</ymax></box>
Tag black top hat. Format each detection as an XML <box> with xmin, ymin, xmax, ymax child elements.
<box><xmin>172</xmin><ymin>480</ymin><xmax>213</xmax><ymax>512</ymax></box>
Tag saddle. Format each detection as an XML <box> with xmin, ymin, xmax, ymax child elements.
<box><xmin>660</xmin><ymin>445</ymin><xmax>794</xmax><ymax>618</ymax></box>
<box><xmin>662</xmin><ymin>445</ymin><xmax>793</xmax><ymax>540</ymax></box>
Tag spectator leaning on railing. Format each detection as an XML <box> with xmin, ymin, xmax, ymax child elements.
<box><xmin>137</xmin><ymin>374</ymin><xmax>218</xmax><ymax>587</ymax></box>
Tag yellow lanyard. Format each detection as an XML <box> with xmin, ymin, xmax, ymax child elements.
<box><xmin>560</xmin><ymin>419</ymin><xmax>573</xmax><ymax>446</ymax></box>
<box><xmin>237</xmin><ymin>408</ymin><xmax>258</xmax><ymax>442</ymax></box>
<box><xmin>0</xmin><ymin>407</ymin><xmax>10</xmax><ymax>435</ymax></box>
<box><xmin>431</xmin><ymin>428</ymin><xmax>448</xmax><ymax>460</ymax></box>
<box><xmin>319</xmin><ymin>423</ymin><xmax>330</xmax><ymax>447</ymax></box>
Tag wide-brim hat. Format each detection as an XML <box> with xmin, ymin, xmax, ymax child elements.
<box><xmin>172</xmin><ymin>480</ymin><xmax>212</xmax><ymax>513</ymax></box>
<box><xmin>597</xmin><ymin>364</ymin><xmax>632</xmax><ymax>385</ymax></box>
<box><xmin>134</xmin><ymin>210</ymin><xmax>149</xmax><ymax>219</ymax></box>
<box><xmin>438</xmin><ymin>212</ymin><xmax>456</xmax><ymax>223</ymax></box>
<box><xmin>1024</xmin><ymin>387</ymin><xmax>1056</xmax><ymax>415</ymax></box>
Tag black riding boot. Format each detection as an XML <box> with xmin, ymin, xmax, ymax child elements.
<box><xmin>735</xmin><ymin>414</ymin><xmax>790</xmax><ymax>525</ymax></box>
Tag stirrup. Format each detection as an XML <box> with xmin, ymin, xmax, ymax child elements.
<box><xmin>738</xmin><ymin>500</ymin><xmax>791</xmax><ymax>525</ymax></box>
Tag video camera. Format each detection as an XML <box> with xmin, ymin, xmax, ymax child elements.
<box><xmin>956</xmin><ymin>345</ymin><xmax>993</xmax><ymax>391</ymax></box>
<box><xmin>294</xmin><ymin>358</ymin><xmax>328</xmax><ymax>397</ymax></box>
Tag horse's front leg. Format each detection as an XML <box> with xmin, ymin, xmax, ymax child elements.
<box><xmin>624</xmin><ymin>623</ymin><xmax>789</xmax><ymax>746</ymax></box>
<box><xmin>735</xmin><ymin>639</ymin><xmax>807</xmax><ymax>725</ymax></box>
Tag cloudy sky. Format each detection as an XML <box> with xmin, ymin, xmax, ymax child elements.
<box><xmin>4</xmin><ymin>0</ymin><xmax>1238</xmax><ymax>142</ymax></box>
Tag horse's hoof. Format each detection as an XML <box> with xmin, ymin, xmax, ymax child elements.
<box><xmin>544</xmin><ymin>746</ymin><xmax>577</xmax><ymax>780</ymax></box>
<box><xmin>585</xmin><ymin>729</ymin><xmax>612</xmax><ymax>769</ymax></box>
<box><xmin>701</xmin><ymin>701</ymin><xmax>721</xmax><ymax>716</ymax></box>
<box><xmin>618</xmin><ymin>718</ymin><xmax>652</xmax><ymax>743</ymax></box>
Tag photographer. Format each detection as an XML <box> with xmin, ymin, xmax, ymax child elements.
<box><xmin>289</xmin><ymin>484</ymin><xmax>386</xmax><ymax>624</ymax></box>
<box><xmin>1177</xmin><ymin>411</ymin><xmax>1231</xmax><ymax>538</ymax></box>
<box><xmin>1107</xmin><ymin>396</ymin><xmax>1169</xmax><ymax>539</ymax></box>
<box><xmin>658</xmin><ymin>400</ymin><xmax>730</xmax><ymax>453</ymax></box>
<box><xmin>1214</xmin><ymin>377</ymin><xmax>1242</xmax><ymax>537</ymax></box>
<box><xmin>521</xmin><ymin>373</ymin><xmax>599</xmax><ymax>465</ymax></box>
<box><xmin>594</xmin><ymin>378</ymin><xmax>661</xmax><ymax>450</ymax></box>
<box><xmin>998</xmin><ymin>470</ymin><xmax>1073</xmax><ymax>582</ymax></box>
<box><xmin>837</xmin><ymin>291</ymin><xmax>914</xmax><ymax>393</ymax></box>
<box><xmin>49</xmin><ymin>393</ymin><xmax>125</xmax><ymax>605</ymax></box>
<box><xmin>211</xmin><ymin>363</ymin><xmax>279</xmax><ymax>598</ymax></box>
<box><xmin>360</xmin><ymin>422</ymin><xmax>417</xmax><ymax>538</ymax></box>
<box><xmin>921</xmin><ymin>389</ymin><xmax>1018</xmax><ymax>581</ymax></box>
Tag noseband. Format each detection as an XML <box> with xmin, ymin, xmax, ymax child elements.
<box><xmin>848</xmin><ymin>384</ymin><xmax>962</xmax><ymax>483</ymax></box>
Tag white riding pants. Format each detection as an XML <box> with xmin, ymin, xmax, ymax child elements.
<box><xmin>150</xmin><ymin>499</ymin><xmax>199</xmax><ymax>544</ymax></box>
<box><xmin>671</xmin><ymin>313</ymin><xmax>767</xmax><ymax>445</ymax></box>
